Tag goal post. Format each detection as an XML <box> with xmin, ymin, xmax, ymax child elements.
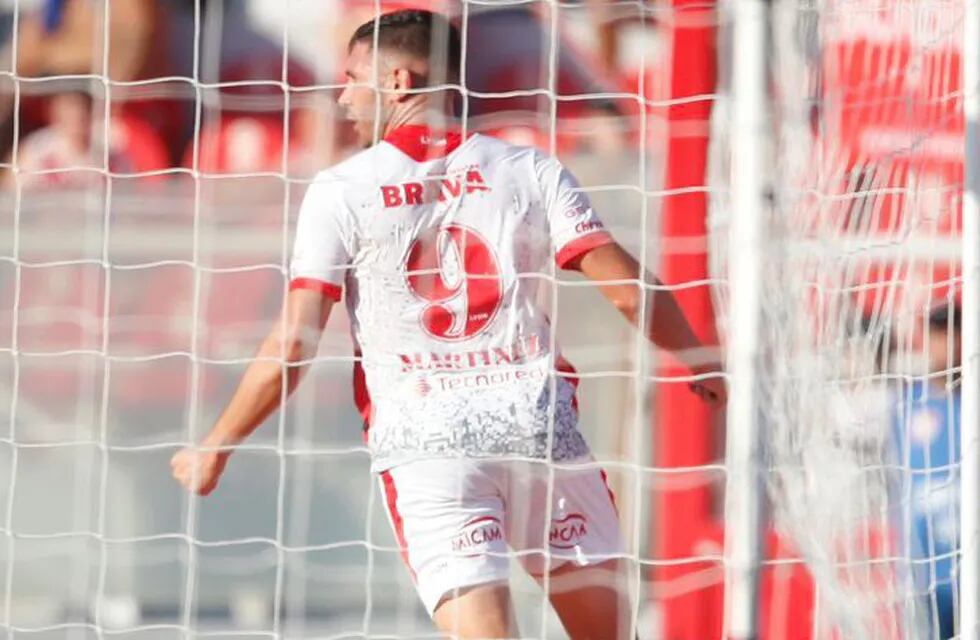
<box><xmin>723</xmin><ymin>0</ymin><xmax>769</xmax><ymax>636</ymax></box>
<box><xmin>960</xmin><ymin>0</ymin><xmax>980</xmax><ymax>635</ymax></box>
<box><xmin>655</xmin><ymin>0</ymin><xmax>720</xmax><ymax>635</ymax></box>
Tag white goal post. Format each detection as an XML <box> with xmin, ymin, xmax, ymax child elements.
<box><xmin>959</xmin><ymin>0</ymin><xmax>980</xmax><ymax>636</ymax></box>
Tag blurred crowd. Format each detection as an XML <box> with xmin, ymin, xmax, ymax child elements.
<box><xmin>0</xmin><ymin>0</ymin><xmax>657</xmax><ymax>189</ymax></box>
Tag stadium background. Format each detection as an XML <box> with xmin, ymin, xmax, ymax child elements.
<box><xmin>0</xmin><ymin>0</ymin><xmax>964</xmax><ymax>638</ymax></box>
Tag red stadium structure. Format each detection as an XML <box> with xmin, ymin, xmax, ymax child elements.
<box><xmin>655</xmin><ymin>0</ymin><xmax>722</xmax><ymax>635</ymax></box>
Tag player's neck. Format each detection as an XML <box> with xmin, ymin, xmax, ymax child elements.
<box><xmin>383</xmin><ymin>99</ymin><xmax>456</xmax><ymax>137</ymax></box>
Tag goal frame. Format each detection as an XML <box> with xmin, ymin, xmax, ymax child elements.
<box><xmin>959</xmin><ymin>0</ymin><xmax>980</xmax><ymax>635</ymax></box>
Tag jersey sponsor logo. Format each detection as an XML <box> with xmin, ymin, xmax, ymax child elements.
<box><xmin>436</xmin><ymin>363</ymin><xmax>547</xmax><ymax>392</ymax></box>
<box><xmin>564</xmin><ymin>203</ymin><xmax>589</xmax><ymax>219</ymax></box>
<box><xmin>398</xmin><ymin>335</ymin><xmax>542</xmax><ymax>372</ymax></box>
<box><xmin>405</xmin><ymin>224</ymin><xmax>503</xmax><ymax>341</ymax></box>
<box><xmin>550</xmin><ymin>513</ymin><xmax>588</xmax><ymax>549</ymax></box>
<box><xmin>380</xmin><ymin>167</ymin><xmax>491</xmax><ymax>208</ymax></box>
<box><xmin>452</xmin><ymin>515</ymin><xmax>504</xmax><ymax>556</ymax></box>
<box><xmin>574</xmin><ymin>220</ymin><xmax>604</xmax><ymax>234</ymax></box>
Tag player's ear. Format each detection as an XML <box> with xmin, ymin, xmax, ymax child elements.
<box><xmin>391</xmin><ymin>68</ymin><xmax>414</xmax><ymax>100</ymax></box>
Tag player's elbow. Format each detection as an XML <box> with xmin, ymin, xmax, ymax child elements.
<box><xmin>275</xmin><ymin>333</ymin><xmax>310</xmax><ymax>365</ymax></box>
<box><xmin>610</xmin><ymin>289</ymin><xmax>641</xmax><ymax>324</ymax></box>
<box><xmin>262</xmin><ymin>326</ymin><xmax>314</xmax><ymax>367</ymax></box>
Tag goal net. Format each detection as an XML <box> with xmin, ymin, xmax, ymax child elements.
<box><xmin>709</xmin><ymin>0</ymin><xmax>967</xmax><ymax>637</ymax></box>
<box><xmin>0</xmin><ymin>1</ymin><xmax>667</xmax><ymax>638</ymax></box>
<box><xmin>0</xmin><ymin>0</ymin><xmax>972</xmax><ymax>638</ymax></box>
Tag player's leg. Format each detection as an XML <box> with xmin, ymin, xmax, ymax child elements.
<box><xmin>500</xmin><ymin>459</ymin><xmax>630</xmax><ymax>639</ymax></box>
<box><xmin>378</xmin><ymin>459</ymin><xmax>518</xmax><ymax>639</ymax></box>
<box><xmin>431</xmin><ymin>581</ymin><xmax>518</xmax><ymax>639</ymax></box>
<box><xmin>535</xmin><ymin>558</ymin><xmax>634</xmax><ymax>640</ymax></box>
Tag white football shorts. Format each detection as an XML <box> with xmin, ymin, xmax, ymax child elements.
<box><xmin>377</xmin><ymin>457</ymin><xmax>624</xmax><ymax>615</ymax></box>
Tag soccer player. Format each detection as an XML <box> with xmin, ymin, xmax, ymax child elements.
<box><xmin>171</xmin><ymin>10</ymin><xmax>725</xmax><ymax>639</ymax></box>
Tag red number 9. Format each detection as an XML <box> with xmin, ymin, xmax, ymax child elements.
<box><xmin>405</xmin><ymin>224</ymin><xmax>503</xmax><ymax>341</ymax></box>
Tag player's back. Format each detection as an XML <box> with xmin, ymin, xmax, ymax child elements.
<box><xmin>290</xmin><ymin>125</ymin><xmax>614</xmax><ymax>469</ymax></box>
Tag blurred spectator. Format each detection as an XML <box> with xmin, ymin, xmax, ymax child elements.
<box><xmin>11</xmin><ymin>89</ymin><xmax>93</xmax><ymax>189</ymax></box>
<box><xmin>891</xmin><ymin>304</ymin><xmax>961</xmax><ymax>640</ymax></box>
<box><xmin>184</xmin><ymin>113</ymin><xmax>286</xmax><ymax>174</ymax></box>
<box><xmin>586</xmin><ymin>0</ymin><xmax>664</xmax><ymax>154</ymax></box>
<box><xmin>587</xmin><ymin>0</ymin><xmax>654</xmax><ymax>78</ymax></box>
<box><xmin>3</xmin><ymin>1</ymin><xmax>639</xmax><ymax>169</ymax></box>
<box><xmin>109</xmin><ymin>109</ymin><xmax>170</xmax><ymax>174</ymax></box>
<box><xmin>9</xmin><ymin>87</ymin><xmax>168</xmax><ymax>190</ymax></box>
<box><xmin>0</xmin><ymin>0</ymin><xmax>164</xmax><ymax>153</ymax></box>
<box><xmin>3</xmin><ymin>0</ymin><xmax>319</xmax><ymax>168</ymax></box>
<box><xmin>12</xmin><ymin>0</ymin><xmax>160</xmax><ymax>80</ymax></box>
<box><xmin>169</xmin><ymin>1</ymin><xmax>319</xmax><ymax>175</ymax></box>
<box><xmin>333</xmin><ymin>1</ymin><xmax>633</xmax><ymax>152</ymax></box>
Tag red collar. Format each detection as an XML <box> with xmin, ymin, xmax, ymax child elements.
<box><xmin>384</xmin><ymin>125</ymin><xmax>464</xmax><ymax>162</ymax></box>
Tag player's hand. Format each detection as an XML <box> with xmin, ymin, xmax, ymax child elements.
<box><xmin>689</xmin><ymin>375</ymin><xmax>727</xmax><ymax>408</ymax></box>
<box><xmin>170</xmin><ymin>446</ymin><xmax>229</xmax><ymax>496</ymax></box>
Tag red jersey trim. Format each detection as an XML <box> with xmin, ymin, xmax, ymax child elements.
<box><xmin>381</xmin><ymin>471</ymin><xmax>417</xmax><ymax>581</ymax></box>
<box><xmin>555</xmin><ymin>231</ymin><xmax>615</xmax><ymax>269</ymax></box>
<box><xmin>289</xmin><ymin>277</ymin><xmax>342</xmax><ymax>302</ymax></box>
<box><xmin>384</xmin><ymin>124</ymin><xmax>464</xmax><ymax>162</ymax></box>
<box><xmin>556</xmin><ymin>355</ymin><xmax>580</xmax><ymax>412</ymax></box>
<box><xmin>353</xmin><ymin>351</ymin><xmax>373</xmax><ymax>436</ymax></box>
<box><xmin>599</xmin><ymin>468</ymin><xmax>619</xmax><ymax>516</ymax></box>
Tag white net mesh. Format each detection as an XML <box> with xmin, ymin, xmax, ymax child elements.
<box><xmin>709</xmin><ymin>0</ymin><xmax>964</xmax><ymax>637</ymax></box>
<box><xmin>0</xmin><ymin>1</ymin><xmax>672</xmax><ymax>638</ymax></box>
<box><xmin>1</xmin><ymin>0</ymin><xmax>971</xmax><ymax>638</ymax></box>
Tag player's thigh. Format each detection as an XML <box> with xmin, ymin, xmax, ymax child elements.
<box><xmin>499</xmin><ymin>459</ymin><xmax>623</xmax><ymax>575</ymax></box>
<box><xmin>537</xmin><ymin>558</ymin><xmax>634</xmax><ymax>640</ymax></box>
<box><xmin>378</xmin><ymin>459</ymin><xmax>514</xmax><ymax>621</ymax></box>
<box><xmin>431</xmin><ymin>581</ymin><xmax>518</xmax><ymax>640</ymax></box>
<box><xmin>496</xmin><ymin>459</ymin><xmax>629</xmax><ymax>638</ymax></box>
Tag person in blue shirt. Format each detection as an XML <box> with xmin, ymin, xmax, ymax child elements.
<box><xmin>893</xmin><ymin>304</ymin><xmax>961</xmax><ymax>639</ymax></box>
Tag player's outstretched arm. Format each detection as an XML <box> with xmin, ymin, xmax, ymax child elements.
<box><xmin>171</xmin><ymin>288</ymin><xmax>334</xmax><ymax>495</ymax></box>
<box><xmin>575</xmin><ymin>242</ymin><xmax>727</xmax><ymax>407</ymax></box>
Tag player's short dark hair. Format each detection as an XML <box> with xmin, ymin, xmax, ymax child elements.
<box><xmin>349</xmin><ymin>10</ymin><xmax>461</xmax><ymax>85</ymax></box>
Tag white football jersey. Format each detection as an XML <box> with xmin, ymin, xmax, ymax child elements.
<box><xmin>290</xmin><ymin>125</ymin><xmax>614</xmax><ymax>470</ymax></box>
